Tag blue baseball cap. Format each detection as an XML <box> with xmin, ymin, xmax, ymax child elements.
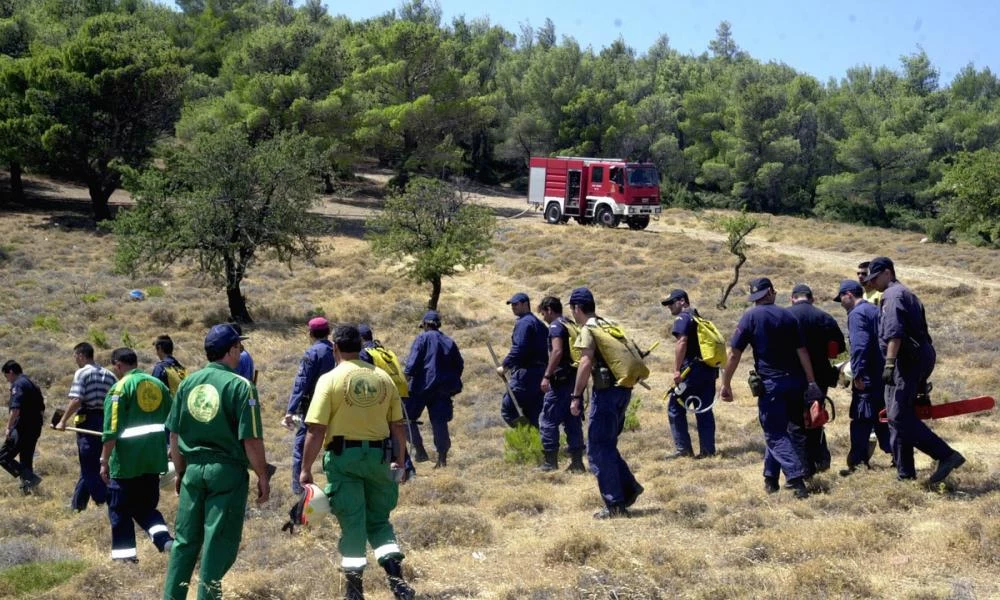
<box><xmin>568</xmin><ymin>287</ymin><xmax>594</xmax><ymax>305</ymax></box>
<box><xmin>833</xmin><ymin>279</ymin><xmax>864</xmax><ymax>301</ymax></box>
<box><xmin>863</xmin><ymin>256</ymin><xmax>894</xmax><ymax>283</ymax></box>
<box><xmin>747</xmin><ymin>277</ymin><xmax>773</xmax><ymax>302</ymax></box>
<box><xmin>506</xmin><ymin>292</ymin><xmax>530</xmax><ymax>305</ymax></box>
<box><xmin>421</xmin><ymin>310</ymin><xmax>441</xmax><ymax>325</ymax></box>
<box><xmin>357</xmin><ymin>323</ymin><xmax>373</xmax><ymax>340</ymax></box>
<box><xmin>204</xmin><ymin>324</ymin><xmax>248</xmax><ymax>355</ymax></box>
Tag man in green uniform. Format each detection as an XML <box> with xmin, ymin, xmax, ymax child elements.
<box><xmin>163</xmin><ymin>324</ymin><xmax>270</xmax><ymax>600</ymax></box>
<box><xmin>300</xmin><ymin>324</ymin><xmax>415</xmax><ymax>600</ymax></box>
<box><xmin>100</xmin><ymin>347</ymin><xmax>174</xmax><ymax>563</ymax></box>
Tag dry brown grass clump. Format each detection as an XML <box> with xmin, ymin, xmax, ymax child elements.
<box><xmin>542</xmin><ymin>532</ymin><xmax>606</xmax><ymax>565</ymax></box>
<box><xmin>393</xmin><ymin>507</ymin><xmax>494</xmax><ymax>549</ymax></box>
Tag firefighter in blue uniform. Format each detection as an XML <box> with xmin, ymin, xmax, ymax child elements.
<box><xmin>720</xmin><ymin>278</ymin><xmax>824</xmax><ymax>498</ymax></box>
<box><xmin>864</xmin><ymin>257</ymin><xmax>965</xmax><ymax>483</ymax></box>
<box><xmin>498</xmin><ymin>292</ymin><xmax>549</xmax><ymax>428</ymax></box>
<box><xmin>787</xmin><ymin>283</ymin><xmax>845</xmax><ymax>475</ymax></box>
<box><xmin>2</xmin><ymin>360</ymin><xmax>44</xmax><ymax>492</ymax></box>
<box><xmin>833</xmin><ymin>280</ymin><xmax>891</xmax><ymax>475</ymax></box>
<box><xmin>569</xmin><ymin>287</ymin><xmax>642</xmax><ymax>519</ymax></box>
<box><xmin>662</xmin><ymin>289</ymin><xmax>717</xmax><ymax>459</ymax></box>
<box><xmin>403</xmin><ymin>311</ymin><xmax>464</xmax><ymax>468</ymax></box>
<box><xmin>537</xmin><ymin>296</ymin><xmax>585</xmax><ymax>473</ymax></box>
<box><xmin>282</xmin><ymin>317</ymin><xmax>336</xmax><ymax>495</ymax></box>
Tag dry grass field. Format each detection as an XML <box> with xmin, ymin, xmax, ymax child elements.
<box><xmin>0</xmin><ymin>178</ymin><xmax>998</xmax><ymax>600</ymax></box>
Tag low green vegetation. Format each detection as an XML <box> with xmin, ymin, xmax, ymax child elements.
<box><xmin>0</xmin><ymin>560</ymin><xmax>88</xmax><ymax>598</ymax></box>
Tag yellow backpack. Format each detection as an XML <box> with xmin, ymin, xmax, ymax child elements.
<box><xmin>164</xmin><ymin>365</ymin><xmax>187</xmax><ymax>396</ymax></box>
<box><xmin>562</xmin><ymin>317</ymin><xmax>582</xmax><ymax>367</ymax></box>
<box><xmin>367</xmin><ymin>345</ymin><xmax>409</xmax><ymax>399</ymax></box>
<box><xmin>691</xmin><ymin>313</ymin><xmax>726</xmax><ymax>368</ymax></box>
<box><xmin>588</xmin><ymin>318</ymin><xmax>650</xmax><ymax>388</ymax></box>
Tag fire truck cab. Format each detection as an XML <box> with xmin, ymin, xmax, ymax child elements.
<box><xmin>527</xmin><ymin>156</ymin><xmax>661</xmax><ymax>229</ymax></box>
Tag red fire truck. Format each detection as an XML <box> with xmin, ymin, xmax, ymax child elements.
<box><xmin>527</xmin><ymin>156</ymin><xmax>661</xmax><ymax>229</ymax></box>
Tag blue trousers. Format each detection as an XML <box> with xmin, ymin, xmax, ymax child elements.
<box><xmin>72</xmin><ymin>412</ymin><xmax>108</xmax><ymax>510</ymax></box>
<box><xmin>539</xmin><ymin>381</ymin><xmax>584</xmax><ymax>453</ymax></box>
<box><xmin>668</xmin><ymin>369</ymin><xmax>716</xmax><ymax>455</ymax></box>
<box><xmin>13</xmin><ymin>424</ymin><xmax>40</xmax><ymax>482</ymax></box>
<box><xmin>847</xmin><ymin>388</ymin><xmax>890</xmax><ymax>467</ymax></box>
<box><xmin>886</xmin><ymin>347</ymin><xmax>953</xmax><ymax>478</ymax></box>
<box><xmin>587</xmin><ymin>386</ymin><xmax>640</xmax><ymax>508</ymax></box>
<box><xmin>502</xmin><ymin>367</ymin><xmax>544</xmax><ymax>428</ymax></box>
<box><xmin>760</xmin><ymin>376</ymin><xmax>807</xmax><ymax>481</ymax></box>
<box><xmin>290</xmin><ymin>420</ymin><xmax>307</xmax><ymax>495</ymax></box>
<box><xmin>108</xmin><ymin>474</ymin><xmax>172</xmax><ymax>560</ymax></box>
<box><xmin>404</xmin><ymin>393</ymin><xmax>452</xmax><ymax>455</ymax></box>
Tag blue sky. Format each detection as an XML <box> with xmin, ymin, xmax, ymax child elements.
<box><xmin>317</xmin><ymin>0</ymin><xmax>999</xmax><ymax>85</ymax></box>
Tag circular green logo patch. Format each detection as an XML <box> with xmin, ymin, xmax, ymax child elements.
<box><xmin>187</xmin><ymin>384</ymin><xmax>220</xmax><ymax>423</ymax></box>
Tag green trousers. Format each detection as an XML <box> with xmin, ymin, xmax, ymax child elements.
<box><xmin>163</xmin><ymin>462</ymin><xmax>249</xmax><ymax>600</ymax></box>
<box><xmin>323</xmin><ymin>445</ymin><xmax>403</xmax><ymax>571</ymax></box>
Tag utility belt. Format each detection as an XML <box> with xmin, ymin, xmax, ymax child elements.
<box><xmin>325</xmin><ymin>436</ymin><xmax>392</xmax><ymax>462</ymax></box>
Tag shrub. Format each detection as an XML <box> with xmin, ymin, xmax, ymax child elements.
<box><xmin>623</xmin><ymin>396</ymin><xmax>642</xmax><ymax>432</ymax></box>
<box><xmin>0</xmin><ymin>560</ymin><xmax>88</xmax><ymax>597</ymax></box>
<box><xmin>120</xmin><ymin>329</ymin><xmax>136</xmax><ymax>348</ymax></box>
<box><xmin>146</xmin><ymin>285</ymin><xmax>166</xmax><ymax>298</ymax></box>
<box><xmin>88</xmin><ymin>328</ymin><xmax>109</xmax><ymax>349</ymax></box>
<box><xmin>81</xmin><ymin>293</ymin><xmax>103</xmax><ymax>303</ymax></box>
<box><xmin>503</xmin><ymin>423</ymin><xmax>543</xmax><ymax>464</ymax></box>
<box><xmin>394</xmin><ymin>508</ymin><xmax>493</xmax><ymax>549</ymax></box>
<box><xmin>544</xmin><ymin>532</ymin><xmax>607</xmax><ymax>565</ymax></box>
<box><xmin>31</xmin><ymin>315</ymin><xmax>61</xmax><ymax>332</ymax></box>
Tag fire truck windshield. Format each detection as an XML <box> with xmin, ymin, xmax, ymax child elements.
<box><xmin>626</xmin><ymin>167</ymin><xmax>658</xmax><ymax>187</ymax></box>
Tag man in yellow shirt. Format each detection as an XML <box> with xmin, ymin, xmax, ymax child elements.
<box><xmin>300</xmin><ymin>324</ymin><xmax>414</xmax><ymax>600</ymax></box>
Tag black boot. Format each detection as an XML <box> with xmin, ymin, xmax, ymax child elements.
<box><xmin>537</xmin><ymin>450</ymin><xmax>558</xmax><ymax>472</ymax></box>
<box><xmin>413</xmin><ymin>444</ymin><xmax>429</xmax><ymax>463</ymax></box>
<box><xmin>434</xmin><ymin>450</ymin><xmax>447</xmax><ymax>469</ymax></box>
<box><xmin>344</xmin><ymin>571</ymin><xmax>364</xmax><ymax>600</ymax></box>
<box><xmin>566</xmin><ymin>450</ymin><xmax>586</xmax><ymax>473</ymax></box>
<box><xmin>382</xmin><ymin>558</ymin><xmax>415</xmax><ymax>600</ymax></box>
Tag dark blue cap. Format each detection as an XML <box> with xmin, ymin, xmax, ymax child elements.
<box><xmin>357</xmin><ymin>323</ymin><xmax>373</xmax><ymax>340</ymax></box>
<box><xmin>791</xmin><ymin>283</ymin><xmax>813</xmax><ymax>297</ymax></box>
<box><xmin>506</xmin><ymin>292</ymin><xmax>530</xmax><ymax>305</ymax></box>
<box><xmin>661</xmin><ymin>289</ymin><xmax>687</xmax><ymax>306</ymax></box>
<box><xmin>833</xmin><ymin>279</ymin><xmax>864</xmax><ymax>301</ymax></box>
<box><xmin>863</xmin><ymin>256</ymin><xmax>894</xmax><ymax>282</ymax></box>
<box><xmin>747</xmin><ymin>277</ymin><xmax>773</xmax><ymax>302</ymax></box>
<box><xmin>569</xmin><ymin>287</ymin><xmax>594</xmax><ymax>305</ymax></box>
<box><xmin>204</xmin><ymin>324</ymin><xmax>248</xmax><ymax>355</ymax></box>
<box><xmin>421</xmin><ymin>310</ymin><xmax>440</xmax><ymax>324</ymax></box>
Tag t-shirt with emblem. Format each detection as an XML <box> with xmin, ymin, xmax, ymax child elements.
<box><xmin>103</xmin><ymin>369</ymin><xmax>172</xmax><ymax>479</ymax></box>
<box><xmin>306</xmin><ymin>360</ymin><xmax>403</xmax><ymax>446</ymax></box>
<box><xmin>165</xmin><ymin>361</ymin><xmax>262</xmax><ymax>467</ymax></box>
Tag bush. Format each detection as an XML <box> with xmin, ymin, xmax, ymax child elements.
<box><xmin>503</xmin><ymin>423</ymin><xmax>543</xmax><ymax>464</ymax></box>
<box><xmin>623</xmin><ymin>396</ymin><xmax>642</xmax><ymax>432</ymax></box>
<box><xmin>146</xmin><ymin>285</ymin><xmax>166</xmax><ymax>298</ymax></box>
<box><xmin>394</xmin><ymin>508</ymin><xmax>493</xmax><ymax>549</ymax></box>
<box><xmin>81</xmin><ymin>293</ymin><xmax>103</xmax><ymax>303</ymax></box>
<box><xmin>0</xmin><ymin>560</ymin><xmax>88</xmax><ymax>597</ymax></box>
<box><xmin>31</xmin><ymin>315</ymin><xmax>61</xmax><ymax>332</ymax></box>
<box><xmin>923</xmin><ymin>218</ymin><xmax>955</xmax><ymax>244</ymax></box>
<box><xmin>544</xmin><ymin>533</ymin><xmax>607</xmax><ymax>565</ymax></box>
<box><xmin>88</xmin><ymin>328</ymin><xmax>109</xmax><ymax>349</ymax></box>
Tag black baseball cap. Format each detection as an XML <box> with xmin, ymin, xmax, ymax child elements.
<box><xmin>747</xmin><ymin>277</ymin><xmax>773</xmax><ymax>302</ymax></box>
<box><xmin>661</xmin><ymin>289</ymin><xmax>688</xmax><ymax>306</ymax></box>
<box><xmin>863</xmin><ymin>257</ymin><xmax>894</xmax><ymax>283</ymax></box>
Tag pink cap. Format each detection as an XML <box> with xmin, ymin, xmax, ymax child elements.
<box><xmin>308</xmin><ymin>317</ymin><xmax>329</xmax><ymax>332</ymax></box>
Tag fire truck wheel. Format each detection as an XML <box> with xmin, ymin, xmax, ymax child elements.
<box><xmin>595</xmin><ymin>206</ymin><xmax>618</xmax><ymax>228</ymax></box>
<box><xmin>627</xmin><ymin>216</ymin><xmax>650</xmax><ymax>230</ymax></box>
<box><xmin>544</xmin><ymin>203</ymin><xmax>562</xmax><ymax>224</ymax></box>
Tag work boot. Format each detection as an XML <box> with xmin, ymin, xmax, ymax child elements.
<box><xmin>565</xmin><ymin>450</ymin><xmax>586</xmax><ymax>473</ymax></box>
<box><xmin>382</xmin><ymin>558</ymin><xmax>415</xmax><ymax>600</ymax></box>
<box><xmin>623</xmin><ymin>482</ymin><xmax>644</xmax><ymax>508</ymax></box>
<box><xmin>593</xmin><ymin>504</ymin><xmax>630</xmax><ymax>519</ymax></box>
<box><xmin>763</xmin><ymin>476</ymin><xmax>780</xmax><ymax>494</ymax></box>
<box><xmin>344</xmin><ymin>571</ymin><xmax>364</xmax><ymax>600</ymax></box>
<box><xmin>413</xmin><ymin>444</ymin><xmax>429</xmax><ymax>463</ymax></box>
<box><xmin>787</xmin><ymin>477</ymin><xmax>809</xmax><ymax>499</ymax></box>
<box><xmin>19</xmin><ymin>473</ymin><xmax>42</xmax><ymax>494</ymax></box>
<box><xmin>666</xmin><ymin>449</ymin><xmax>694</xmax><ymax>460</ymax></box>
<box><xmin>433</xmin><ymin>451</ymin><xmax>447</xmax><ymax>469</ymax></box>
<box><xmin>537</xmin><ymin>450</ymin><xmax>558</xmax><ymax>472</ymax></box>
<box><xmin>928</xmin><ymin>451</ymin><xmax>966</xmax><ymax>484</ymax></box>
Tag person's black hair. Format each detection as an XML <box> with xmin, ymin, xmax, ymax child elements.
<box><xmin>73</xmin><ymin>342</ymin><xmax>95</xmax><ymax>360</ymax></box>
<box><xmin>311</xmin><ymin>326</ymin><xmax>331</xmax><ymax>339</ymax></box>
<box><xmin>333</xmin><ymin>324</ymin><xmax>362</xmax><ymax>353</ymax></box>
<box><xmin>206</xmin><ymin>346</ymin><xmax>229</xmax><ymax>362</ymax></box>
<box><xmin>1</xmin><ymin>360</ymin><xmax>22</xmax><ymax>375</ymax></box>
<box><xmin>110</xmin><ymin>347</ymin><xmax>138</xmax><ymax>367</ymax></box>
<box><xmin>154</xmin><ymin>335</ymin><xmax>174</xmax><ymax>355</ymax></box>
<box><xmin>857</xmin><ymin>261</ymin><xmax>870</xmax><ymax>269</ymax></box>
<box><xmin>538</xmin><ymin>296</ymin><xmax>563</xmax><ymax>313</ymax></box>
<box><xmin>570</xmin><ymin>300</ymin><xmax>596</xmax><ymax>313</ymax></box>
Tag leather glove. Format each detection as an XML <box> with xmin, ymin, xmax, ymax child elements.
<box><xmin>804</xmin><ymin>382</ymin><xmax>823</xmax><ymax>403</ymax></box>
<box><xmin>882</xmin><ymin>358</ymin><xmax>896</xmax><ymax>386</ymax></box>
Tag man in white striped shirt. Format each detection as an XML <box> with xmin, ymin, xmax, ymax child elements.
<box><xmin>56</xmin><ymin>342</ymin><xmax>116</xmax><ymax>511</ymax></box>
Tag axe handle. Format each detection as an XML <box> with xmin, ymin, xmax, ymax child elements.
<box><xmin>52</xmin><ymin>425</ymin><xmax>102</xmax><ymax>437</ymax></box>
<box><xmin>485</xmin><ymin>340</ymin><xmax>521</xmax><ymax>411</ymax></box>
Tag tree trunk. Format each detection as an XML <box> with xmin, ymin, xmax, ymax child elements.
<box><xmin>718</xmin><ymin>253</ymin><xmax>747</xmax><ymax>309</ymax></box>
<box><xmin>10</xmin><ymin>161</ymin><xmax>24</xmax><ymax>204</ymax></box>
<box><xmin>323</xmin><ymin>173</ymin><xmax>334</xmax><ymax>194</ymax></box>
<box><xmin>227</xmin><ymin>284</ymin><xmax>253</xmax><ymax>324</ymax></box>
<box><xmin>428</xmin><ymin>276</ymin><xmax>442</xmax><ymax>311</ymax></box>
<box><xmin>87</xmin><ymin>178</ymin><xmax>114</xmax><ymax>222</ymax></box>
